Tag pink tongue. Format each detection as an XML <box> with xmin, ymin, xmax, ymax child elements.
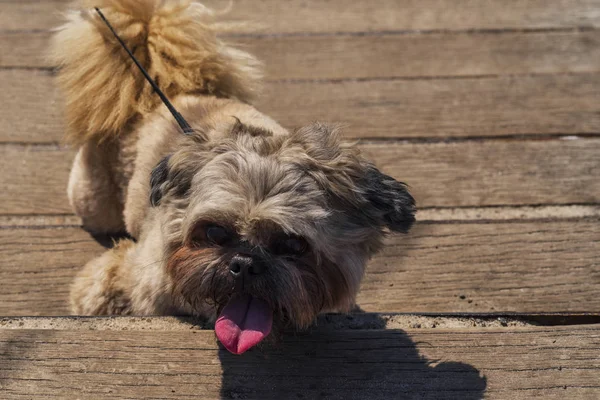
<box><xmin>215</xmin><ymin>295</ymin><xmax>273</xmax><ymax>355</ymax></box>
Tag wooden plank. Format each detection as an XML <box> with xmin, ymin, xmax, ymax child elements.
<box><xmin>4</xmin><ymin>70</ymin><xmax>599</xmax><ymax>143</ymax></box>
<box><xmin>0</xmin><ymin>227</ymin><xmax>104</xmax><ymax>316</ymax></box>
<box><xmin>1</xmin><ymin>219</ymin><xmax>597</xmax><ymax>316</ymax></box>
<box><xmin>260</xmin><ymin>73</ymin><xmax>600</xmax><ymax>139</ymax></box>
<box><xmin>2</xmin><ymin>0</ymin><xmax>600</xmax><ymax>33</ymax></box>
<box><xmin>359</xmin><ymin>138</ymin><xmax>600</xmax><ymax>208</ymax></box>
<box><xmin>0</xmin><ymin>70</ymin><xmax>64</xmax><ymax>143</ymax></box>
<box><xmin>246</xmin><ymin>31</ymin><xmax>600</xmax><ymax>80</ymax></box>
<box><xmin>0</xmin><ymin>145</ymin><xmax>73</xmax><ymax>215</ymax></box>
<box><xmin>0</xmin><ymin>321</ymin><xmax>598</xmax><ymax>399</ymax></box>
<box><xmin>359</xmin><ymin>219</ymin><xmax>600</xmax><ymax>313</ymax></box>
<box><xmin>4</xmin><ymin>30</ymin><xmax>600</xmax><ymax>80</ymax></box>
<box><xmin>1</xmin><ymin>138</ymin><xmax>598</xmax><ymax>215</ymax></box>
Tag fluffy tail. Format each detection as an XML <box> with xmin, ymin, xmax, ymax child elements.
<box><xmin>49</xmin><ymin>0</ymin><xmax>262</xmax><ymax>144</ymax></box>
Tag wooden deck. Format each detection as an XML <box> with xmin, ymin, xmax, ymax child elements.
<box><xmin>1</xmin><ymin>0</ymin><xmax>599</xmax><ymax>398</ymax></box>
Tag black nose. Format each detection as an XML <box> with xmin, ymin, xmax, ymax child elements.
<box><xmin>229</xmin><ymin>255</ymin><xmax>264</xmax><ymax>278</ymax></box>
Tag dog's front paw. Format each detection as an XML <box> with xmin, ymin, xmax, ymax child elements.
<box><xmin>70</xmin><ymin>240</ymin><xmax>135</xmax><ymax>315</ymax></box>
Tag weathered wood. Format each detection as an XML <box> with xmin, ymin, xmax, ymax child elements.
<box><xmin>1</xmin><ymin>219</ymin><xmax>597</xmax><ymax>316</ymax></box>
<box><xmin>1</xmin><ymin>138</ymin><xmax>598</xmax><ymax>215</ymax></box>
<box><xmin>0</xmin><ymin>145</ymin><xmax>73</xmax><ymax>215</ymax></box>
<box><xmin>0</xmin><ymin>227</ymin><xmax>103</xmax><ymax>315</ymax></box>
<box><xmin>247</xmin><ymin>31</ymin><xmax>600</xmax><ymax>80</ymax></box>
<box><xmin>259</xmin><ymin>73</ymin><xmax>600</xmax><ymax>139</ymax></box>
<box><xmin>2</xmin><ymin>0</ymin><xmax>600</xmax><ymax>33</ymax></box>
<box><xmin>4</xmin><ymin>70</ymin><xmax>600</xmax><ymax>143</ymax></box>
<box><xmin>0</xmin><ymin>70</ymin><xmax>64</xmax><ymax>143</ymax></box>
<box><xmin>359</xmin><ymin>219</ymin><xmax>600</xmax><ymax>313</ymax></box>
<box><xmin>360</xmin><ymin>138</ymin><xmax>600</xmax><ymax>208</ymax></box>
<box><xmin>0</xmin><ymin>314</ymin><xmax>540</xmax><ymax>330</ymax></box>
<box><xmin>0</xmin><ymin>320</ymin><xmax>598</xmax><ymax>399</ymax></box>
<box><xmin>4</xmin><ymin>30</ymin><xmax>600</xmax><ymax>80</ymax></box>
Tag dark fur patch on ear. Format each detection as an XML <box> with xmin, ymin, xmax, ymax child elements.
<box><xmin>363</xmin><ymin>166</ymin><xmax>416</xmax><ymax>233</ymax></box>
<box><xmin>150</xmin><ymin>155</ymin><xmax>171</xmax><ymax>207</ymax></box>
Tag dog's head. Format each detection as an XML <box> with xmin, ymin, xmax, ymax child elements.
<box><xmin>151</xmin><ymin>120</ymin><xmax>415</xmax><ymax>354</ymax></box>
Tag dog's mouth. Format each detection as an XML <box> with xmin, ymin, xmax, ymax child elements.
<box><xmin>215</xmin><ymin>294</ymin><xmax>273</xmax><ymax>355</ymax></box>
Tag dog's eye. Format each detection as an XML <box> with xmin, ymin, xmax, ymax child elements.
<box><xmin>273</xmin><ymin>236</ymin><xmax>308</xmax><ymax>256</ymax></box>
<box><xmin>205</xmin><ymin>225</ymin><xmax>231</xmax><ymax>246</ymax></box>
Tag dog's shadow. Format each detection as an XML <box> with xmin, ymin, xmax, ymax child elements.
<box><xmin>217</xmin><ymin>313</ymin><xmax>487</xmax><ymax>400</ymax></box>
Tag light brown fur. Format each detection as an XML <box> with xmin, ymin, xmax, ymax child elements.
<box><xmin>49</xmin><ymin>0</ymin><xmax>261</xmax><ymax>144</ymax></box>
<box><xmin>53</xmin><ymin>0</ymin><xmax>416</xmax><ymax>332</ymax></box>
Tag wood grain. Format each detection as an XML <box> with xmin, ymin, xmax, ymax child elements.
<box><xmin>247</xmin><ymin>30</ymin><xmax>600</xmax><ymax>80</ymax></box>
<box><xmin>0</xmin><ymin>145</ymin><xmax>73</xmax><ymax>215</ymax></box>
<box><xmin>0</xmin><ymin>70</ymin><xmax>64</xmax><ymax>143</ymax></box>
<box><xmin>2</xmin><ymin>0</ymin><xmax>600</xmax><ymax>32</ymax></box>
<box><xmin>1</xmin><ymin>138</ymin><xmax>598</xmax><ymax>215</ymax></box>
<box><xmin>359</xmin><ymin>219</ymin><xmax>600</xmax><ymax>313</ymax></box>
<box><xmin>1</xmin><ymin>219</ymin><xmax>597</xmax><ymax>316</ymax></box>
<box><xmin>4</xmin><ymin>70</ymin><xmax>600</xmax><ymax>143</ymax></box>
<box><xmin>259</xmin><ymin>73</ymin><xmax>600</xmax><ymax>139</ymax></box>
<box><xmin>359</xmin><ymin>138</ymin><xmax>600</xmax><ymax>208</ymax></box>
<box><xmin>0</xmin><ymin>227</ymin><xmax>104</xmax><ymax>315</ymax></box>
<box><xmin>0</xmin><ymin>323</ymin><xmax>598</xmax><ymax>399</ymax></box>
<box><xmin>4</xmin><ymin>30</ymin><xmax>600</xmax><ymax>80</ymax></box>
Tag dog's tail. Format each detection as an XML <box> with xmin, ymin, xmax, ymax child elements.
<box><xmin>49</xmin><ymin>0</ymin><xmax>262</xmax><ymax>144</ymax></box>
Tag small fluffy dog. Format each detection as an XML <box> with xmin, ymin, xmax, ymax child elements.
<box><xmin>51</xmin><ymin>0</ymin><xmax>415</xmax><ymax>354</ymax></box>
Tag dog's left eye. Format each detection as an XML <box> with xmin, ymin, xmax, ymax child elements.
<box><xmin>273</xmin><ymin>236</ymin><xmax>308</xmax><ymax>256</ymax></box>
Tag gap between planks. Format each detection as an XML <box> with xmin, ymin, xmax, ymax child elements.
<box><xmin>3</xmin><ymin>0</ymin><xmax>600</xmax><ymax>33</ymax></box>
<box><xmin>3</xmin><ymin>26</ymin><xmax>598</xmax><ymax>37</ymax></box>
<box><xmin>3</xmin><ymin>133</ymin><xmax>600</xmax><ymax>147</ymax></box>
<box><xmin>1</xmin><ymin>205</ymin><xmax>599</xmax><ymax>228</ymax></box>
<box><xmin>1</xmin><ymin>313</ymin><xmax>599</xmax><ymax>332</ymax></box>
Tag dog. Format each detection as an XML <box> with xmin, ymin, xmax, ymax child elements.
<box><xmin>50</xmin><ymin>0</ymin><xmax>415</xmax><ymax>354</ymax></box>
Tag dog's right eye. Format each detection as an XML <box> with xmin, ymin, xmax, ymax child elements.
<box><xmin>189</xmin><ymin>224</ymin><xmax>232</xmax><ymax>247</ymax></box>
<box><xmin>205</xmin><ymin>225</ymin><xmax>231</xmax><ymax>246</ymax></box>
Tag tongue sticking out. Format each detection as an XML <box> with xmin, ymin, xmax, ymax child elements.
<box><xmin>215</xmin><ymin>295</ymin><xmax>273</xmax><ymax>355</ymax></box>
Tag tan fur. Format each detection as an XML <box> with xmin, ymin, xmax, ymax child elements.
<box><xmin>71</xmin><ymin>239</ymin><xmax>136</xmax><ymax>315</ymax></box>
<box><xmin>55</xmin><ymin>1</ymin><xmax>415</xmax><ymax>331</ymax></box>
<box><xmin>50</xmin><ymin>0</ymin><xmax>261</xmax><ymax>144</ymax></box>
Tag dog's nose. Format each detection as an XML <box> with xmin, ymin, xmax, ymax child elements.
<box><xmin>229</xmin><ymin>255</ymin><xmax>264</xmax><ymax>278</ymax></box>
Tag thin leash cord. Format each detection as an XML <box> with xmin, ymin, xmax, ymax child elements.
<box><xmin>94</xmin><ymin>7</ymin><xmax>195</xmax><ymax>135</ymax></box>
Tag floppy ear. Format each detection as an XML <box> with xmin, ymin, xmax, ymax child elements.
<box><xmin>149</xmin><ymin>151</ymin><xmax>199</xmax><ymax>206</ymax></box>
<box><xmin>149</xmin><ymin>156</ymin><xmax>171</xmax><ymax>207</ymax></box>
<box><xmin>292</xmin><ymin>123</ymin><xmax>416</xmax><ymax>233</ymax></box>
<box><xmin>149</xmin><ymin>132</ymin><xmax>220</xmax><ymax>207</ymax></box>
<box><xmin>360</xmin><ymin>165</ymin><xmax>416</xmax><ymax>233</ymax></box>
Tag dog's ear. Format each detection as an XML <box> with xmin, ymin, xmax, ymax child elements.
<box><xmin>150</xmin><ymin>153</ymin><xmax>196</xmax><ymax>207</ymax></box>
<box><xmin>292</xmin><ymin>123</ymin><xmax>416</xmax><ymax>233</ymax></box>
<box><xmin>358</xmin><ymin>165</ymin><xmax>416</xmax><ymax>233</ymax></box>
<box><xmin>150</xmin><ymin>156</ymin><xmax>171</xmax><ymax>207</ymax></box>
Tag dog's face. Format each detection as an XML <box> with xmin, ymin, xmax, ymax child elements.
<box><xmin>151</xmin><ymin>120</ymin><xmax>415</xmax><ymax>353</ymax></box>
